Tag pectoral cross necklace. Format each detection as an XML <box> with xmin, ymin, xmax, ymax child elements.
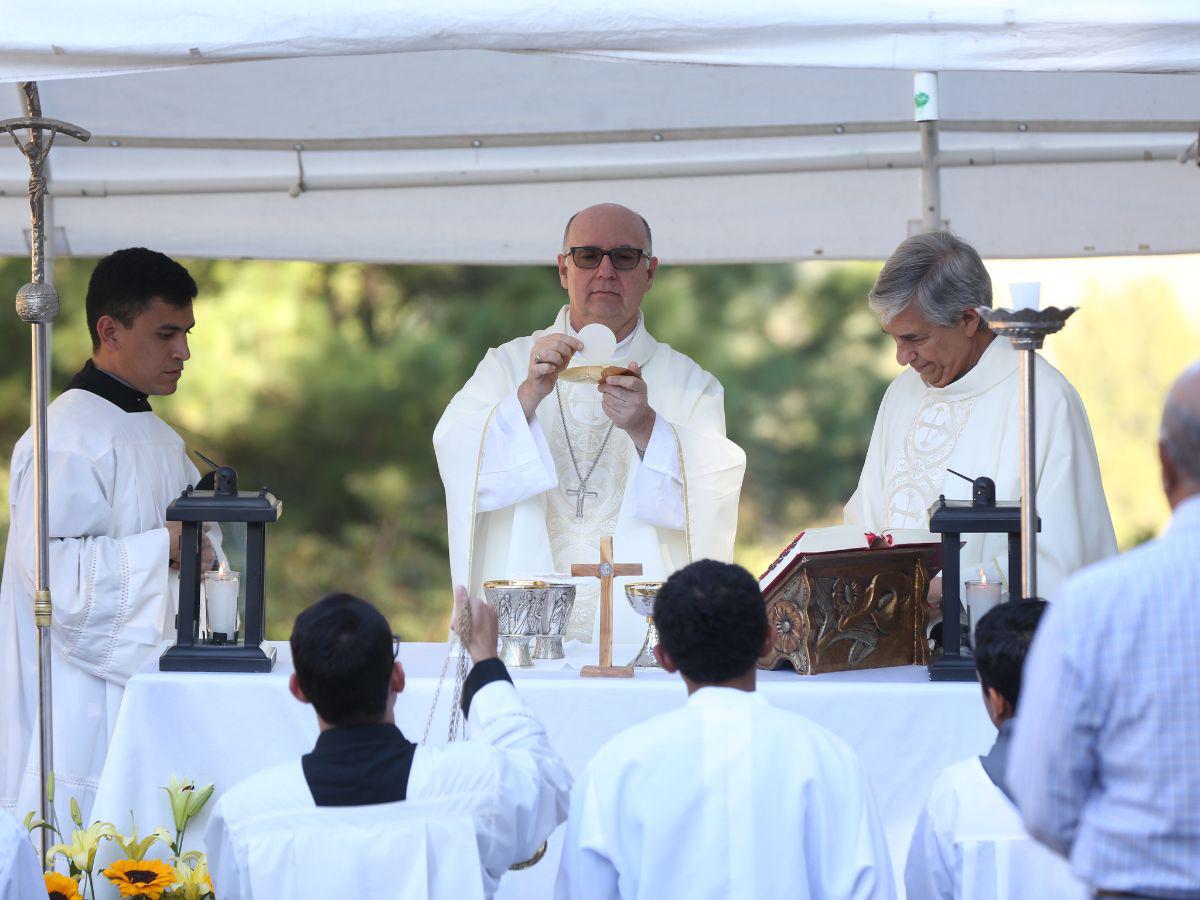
<box><xmin>556</xmin><ymin>382</ymin><xmax>614</xmax><ymax>518</ymax></box>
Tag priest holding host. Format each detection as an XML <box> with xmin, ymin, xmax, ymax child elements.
<box><xmin>0</xmin><ymin>248</ymin><xmax>212</xmax><ymax>826</ymax></box>
<box><xmin>434</xmin><ymin>203</ymin><xmax>746</xmax><ymax>644</ymax></box>
<box><xmin>845</xmin><ymin>231</ymin><xmax>1117</xmax><ymax>601</ymax></box>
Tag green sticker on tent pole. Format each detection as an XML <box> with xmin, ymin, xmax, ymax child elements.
<box><xmin>914</xmin><ymin>92</ymin><xmax>930</xmax><ymax>109</ymax></box>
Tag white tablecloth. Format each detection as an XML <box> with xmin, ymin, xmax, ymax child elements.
<box><xmin>92</xmin><ymin>642</ymin><xmax>995</xmax><ymax>898</ymax></box>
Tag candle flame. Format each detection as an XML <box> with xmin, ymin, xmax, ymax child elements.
<box><xmin>218</xmin><ymin>558</ymin><xmax>228</xmax><ymax>578</ymax></box>
<box><xmin>979</xmin><ymin>568</ymin><xmax>988</xmax><ymax>585</ymax></box>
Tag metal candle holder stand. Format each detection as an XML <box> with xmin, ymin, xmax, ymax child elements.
<box><xmin>978</xmin><ymin>306</ymin><xmax>1076</xmax><ymax>604</ymax></box>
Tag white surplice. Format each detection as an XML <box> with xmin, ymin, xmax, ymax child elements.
<box><xmin>433</xmin><ymin>307</ymin><xmax>745</xmax><ymax>643</ymax></box>
<box><xmin>0</xmin><ymin>809</ymin><xmax>44</xmax><ymax>900</ymax></box>
<box><xmin>554</xmin><ymin>687</ymin><xmax>896</xmax><ymax>900</ymax></box>
<box><xmin>905</xmin><ymin>757</ymin><xmax>1088</xmax><ymax>900</ymax></box>
<box><xmin>845</xmin><ymin>337</ymin><xmax>1116</xmax><ymax>599</ymax></box>
<box><xmin>205</xmin><ymin>680</ymin><xmax>572</xmax><ymax>900</ymax></box>
<box><xmin>0</xmin><ymin>389</ymin><xmax>198</xmax><ymax>825</ymax></box>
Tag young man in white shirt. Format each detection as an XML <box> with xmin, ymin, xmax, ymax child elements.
<box><xmin>555</xmin><ymin>559</ymin><xmax>895</xmax><ymax>900</ymax></box>
<box><xmin>905</xmin><ymin>601</ymin><xmax>1085</xmax><ymax>899</ymax></box>
<box><xmin>205</xmin><ymin>590</ymin><xmax>571</xmax><ymax>899</ymax></box>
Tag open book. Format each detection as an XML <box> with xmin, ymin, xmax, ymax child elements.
<box><xmin>758</xmin><ymin>525</ymin><xmax>938</xmax><ymax>595</ymax></box>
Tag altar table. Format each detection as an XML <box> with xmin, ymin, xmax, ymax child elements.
<box><xmin>92</xmin><ymin>641</ymin><xmax>994</xmax><ymax>898</ymax></box>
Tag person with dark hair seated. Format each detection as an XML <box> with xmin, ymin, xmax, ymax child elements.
<box><xmin>905</xmin><ymin>601</ymin><xmax>1085</xmax><ymax>899</ymax></box>
<box><xmin>0</xmin><ymin>248</ymin><xmax>213</xmax><ymax>826</ymax></box>
<box><xmin>205</xmin><ymin>590</ymin><xmax>571</xmax><ymax>899</ymax></box>
<box><xmin>555</xmin><ymin>559</ymin><xmax>894</xmax><ymax>900</ymax></box>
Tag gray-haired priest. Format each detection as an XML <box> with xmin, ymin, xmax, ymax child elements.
<box><xmin>434</xmin><ymin>203</ymin><xmax>745</xmax><ymax>643</ymax></box>
<box><xmin>845</xmin><ymin>232</ymin><xmax>1117</xmax><ymax>600</ymax></box>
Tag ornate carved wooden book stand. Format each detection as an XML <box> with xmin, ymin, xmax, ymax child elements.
<box><xmin>759</xmin><ymin>544</ymin><xmax>941</xmax><ymax>675</ymax></box>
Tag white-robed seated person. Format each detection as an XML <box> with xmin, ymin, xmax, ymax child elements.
<box><xmin>434</xmin><ymin>203</ymin><xmax>745</xmax><ymax>646</ymax></box>
<box><xmin>905</xmin><ymin>600</ymin><xmax>1087</xmax><ymax>900</ymax></box>
<box><xmin>845</xmin><ymin>231</ymin><xmax>1116</xmax><ymax>608</ymax></box>
<box><xmin>205</xmin><ymin>590</ymin><xmax>571</xmax><ymax>899</ymax></box>
<box><xmin>0</xmin><ymin>248</ymin><xmax>213</xmax><ymax>827</ymax></box>
<box><xmin>555</xmin><ymin>560</ymin><xmax>895</xmax><ymax>900</ymax></box>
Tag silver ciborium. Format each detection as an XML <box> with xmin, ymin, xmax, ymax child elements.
<box><xmin>533</xmin><ymin>582</ymin><xmax>576</xmax><ymax>660</ymax></box>
<box><xmin>483</xmin><ymin>580</ymin><xmax>576</xmax><ymax>667</ymax></box>
<box><xmin>624</xmin><ymin>582</ymin><xmax>665</xmax><ymax>668</ymax></box>
<box><xmin>483</xmin><ymin>580</ymin><xmax>546</xmax><ymax>668</ymax></box>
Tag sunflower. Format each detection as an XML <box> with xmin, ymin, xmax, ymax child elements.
<box><xmin>103</xmin><ymin>858</ymin><xmax>176</xmax><ymax>899</ymax></box>
<box><xmin>44</xmin><ymin>872</ymin><xmax>83</xmax><ymax>900</ymax></box>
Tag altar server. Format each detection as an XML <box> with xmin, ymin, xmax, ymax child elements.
<box><xmin>0</xmin><ymin>809</ymin><xmax>44</xmax><ymax>900</ymax></box>
<box><xmin>0</xmin><ymin>248</ymin><xmax>203</xmax><ymax>826</ymax></box>
<box><xmin>1008</xmin><ymin>361</ymin><xmax>1200</xmax><ymax>898</ymax></box>
<box><xmin>434</xmin><ymin>203</ymin><xmax>745</xmax><ymax>644</ymax></box>
<box><xmin>845</xmin><ymin>232</ymin><xmax>1115</xmax><ymax>600</ymax></box>
<box><xmin>905</xmin><ymin>601</ymin><xmax>1086</xmax><ymax>900</ymax></box>
<box><xmin>555</xmin><ymin>560</ymin><xmax>894</xmax><ymax>900</ymax></box>
<box><xmin>206</xmin><ymin>591</ymin><xmax>570</xmax><ymax>900</ymax></box>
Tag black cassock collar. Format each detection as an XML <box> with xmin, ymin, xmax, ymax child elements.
<box><xmin>66</xmin><ymin>360</ymin><xmax>152</xmax><ymax>413</ymax></box>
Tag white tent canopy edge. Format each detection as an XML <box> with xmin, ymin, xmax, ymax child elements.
<box><xmin>2</xmin><ymin>5</ymin><xmax>1200</xmax><ymax>262</ymax></box>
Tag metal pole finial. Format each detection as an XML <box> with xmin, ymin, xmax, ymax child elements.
<box><xmin>3</xmin><ymin>81</ymin><xmax>89</xmax><ymax>857</ymax></box>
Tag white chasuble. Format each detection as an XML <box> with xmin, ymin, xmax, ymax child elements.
<box><xmin>546</xmin><ymin>382</ymin><xmax>631</xmax><ymax>640</ymax></box>
<box><xmin>433</xmin><ymin>306</ymin><xmax>745</xmax><ymax>644</ymax></box>
<box><xmin>845</xmin><ymin>337</ymin><xmax>1116</xmax><ymax>598</ymax></box>
<box><xmin>0</xmin><ymin>390</ymin><xmax>199</xmax><ymax>825</ymax></box>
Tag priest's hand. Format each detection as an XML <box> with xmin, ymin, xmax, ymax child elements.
<box><xmin>165</xmin><ymin>521</ymin><xmax>217</xmax><ymax>571</ymax></box>
<box><xmin>452</xmin><ymin>585</ymin><xmax>499</xmax><ymax>663</ymax></box>
<box><xmin>518</xmin><ymin>334</ymin><xmax>584</xmax><ymax>420</ymax></box>
<box><xmin>599</xmin><ymin>361</ymin><xmax>656</xmax><ymax>451</ymax></box>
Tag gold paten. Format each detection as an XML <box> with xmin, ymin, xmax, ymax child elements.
<box><xmin>558</xmin><ymin>365</ymin><xmax>635</xmax><ymax>384</ymax></box>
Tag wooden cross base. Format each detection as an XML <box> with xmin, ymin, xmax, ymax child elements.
<box><xmin>580</xmin><ymin>664</ymin><xmax>634</xmax><ymax>678</ymax></box>
<box><xmin>572</xmin><ymin>535</ymin><xmax>642</xmax><ymax>679</ymax></box>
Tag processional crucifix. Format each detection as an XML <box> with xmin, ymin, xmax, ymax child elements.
<box><xmin>0</xmin><ymin>82</ymin><xmax>90</xmax><ymax>855</ymax></box>
<box><xmin>572</xmin><ymin>536</ymin><xmax>641</xmax><ymax>677</ymax></box>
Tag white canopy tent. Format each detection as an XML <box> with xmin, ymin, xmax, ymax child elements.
<box><xmin>3</xmin><ymin>2</ymin><xmax>1200</xmax><ymax>264</ymax></box>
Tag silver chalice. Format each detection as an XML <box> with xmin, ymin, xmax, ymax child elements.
<box><xmin>624</xmin><ymin>581</ymin><xmax>665</xmax><ymax>668</ymax></box>
<box><xmin>483</xmin><ymin>580</ymin><xmax>547</xmax><ymax>668</ymax></box>
<box><xmin>533</xmin><ymin>582</ymin><xmax>577</xmax><ymax>660</ymax></box>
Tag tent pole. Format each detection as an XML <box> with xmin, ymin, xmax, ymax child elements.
<box><xmin>914</xmin><ymin>72</ymin><xmax>941</xmax><ymax>233</ymax></box>
<box><xmin>1</xmin><ymin>82</ymin><xmax>89</xmax><ymax>856</ymax></box>
<box><xmin>919</xmin><ymin>121</ymin><xmax>941</xmax><ymax>232</ymax></box>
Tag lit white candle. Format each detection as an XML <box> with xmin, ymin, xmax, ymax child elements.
<box><xmin>203</xmin><ymin>565</ymin><xmax>240</xmax><ymax>640</ymax></box>
<box><xmin>965</xmin><ymin>569</ymin><xmax>1002</xmax><ymax>644</ymax></box>
<box><xmin>1009</xmin><ymin>282</ymin><xmax>1041</xmax><ymax>311</ymax></box>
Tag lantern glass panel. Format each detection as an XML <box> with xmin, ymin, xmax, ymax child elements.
<box><xmin>203</xmin><ymin>521</ymin><xmax>247</xmax><ymax>644</ymax></box>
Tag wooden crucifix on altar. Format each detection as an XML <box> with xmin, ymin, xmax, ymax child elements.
<box><xmin>572</xmin><ymin>535</ymin><xmax>642</xmax><ymax>678</ymax></box>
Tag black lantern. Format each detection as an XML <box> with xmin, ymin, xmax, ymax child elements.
<box><xmin>159</xmin><ymin>464</ymin><xmax>280</xmax><ymax>672</ymax></box>
<box><xmin>926</xmin><ymin>471</ymin><xmax>1037</xmax><ymax>682</ymax></box>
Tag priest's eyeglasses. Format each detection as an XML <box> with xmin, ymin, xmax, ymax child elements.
<box><xmin>567</xmin><ymin>246</ymin><xmax>650</xmax><ymax>270</ymax></box>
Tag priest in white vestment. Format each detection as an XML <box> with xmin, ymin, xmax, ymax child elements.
<box><xmin>206</xmin><ymin>592</ymin><xmax>570</xmax><ymax>900</ymax></box>
<box><xmin>905</xmin><ymin>602</ymin><xmax>1086</xmax><ymax>900</ymax></box>
<box><xmin>556</xmin><ymin>561</ymin><xmax>895</xmax><ymax>900</ymax></box>
<box><xmin>845</xmin><ymin>232</ymin><xmax>1115</xmax><ymax>601</ymax></box>
<box><xmin>434</xmin><ymin>204</ymin><xmax>745</xmax><ymax>643</ymax></box>
<box><xmin>0</xmin><ymin>249</ymin><xmax>207</xmax><ymax>826</ymax></box>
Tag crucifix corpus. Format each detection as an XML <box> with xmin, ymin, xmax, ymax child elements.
<box><xmin>572</xmin><ymin>535</ymin><xmax>641</xmax><ymax>678</ymax></box>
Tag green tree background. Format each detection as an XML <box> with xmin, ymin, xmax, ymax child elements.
<box><xmin>0</xmin><ymin>256</ymin><xmax>1192</xmax><ymax>639</ymax></box>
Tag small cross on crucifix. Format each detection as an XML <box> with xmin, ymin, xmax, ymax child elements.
<box><xmin>572</xmin><ymin>535</ymin><xmax>642</xmax><ymax>678</ymax></box>
<box><xmin>566</xmin><ymin>485</ymin><xmax>598</xmax><ymax>518</ymax></box>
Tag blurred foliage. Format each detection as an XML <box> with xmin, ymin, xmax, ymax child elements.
<box><xmin>1047</xmin><ymin>276</ymin><xmax>1200</xmax><ymax>549</ymax></box>
<box><xmin>0</xmin><ymin>255</ymin><xmax>1188</xmax><ymax>639</ymax></box>
<box><xmin>0</xmin><ymin>256</ymin><xmax>889</xmax><ymax>639</ymax></box>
